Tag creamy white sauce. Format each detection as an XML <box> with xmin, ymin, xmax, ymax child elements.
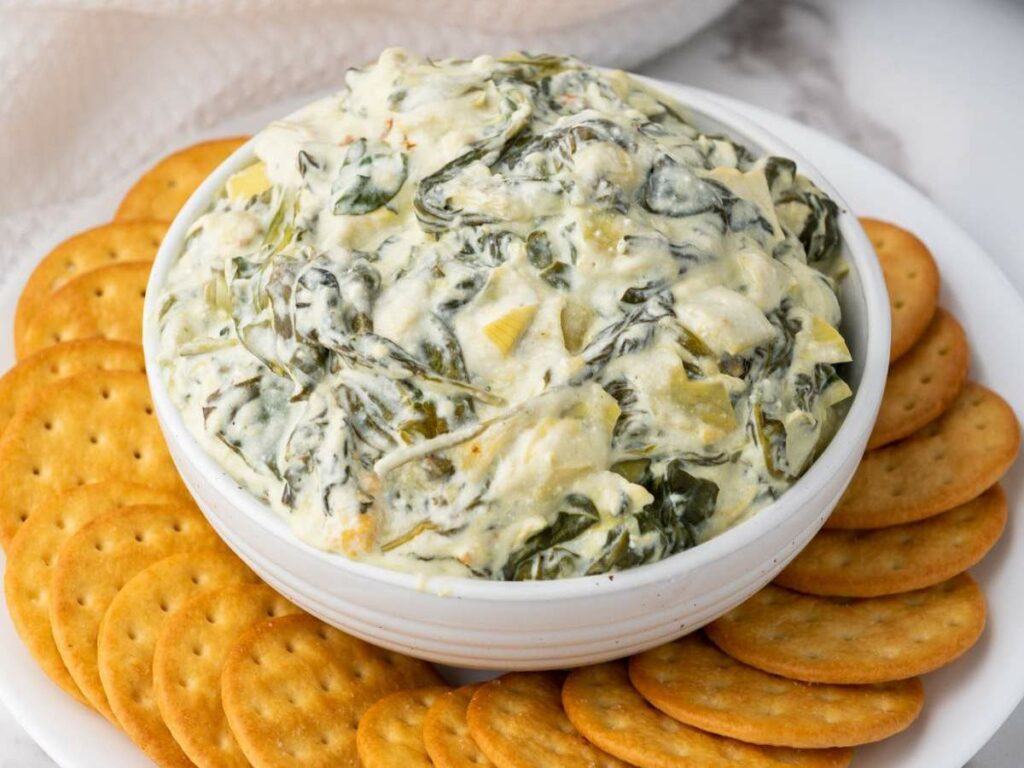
<box><xmin>157</xmin><ymin>49</ymin><xmax>852</xmax><ymax>580</ymax></box>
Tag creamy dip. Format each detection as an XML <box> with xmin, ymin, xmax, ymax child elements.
<box><xmin>157</xmin><ymin>49</ymin><xmax>852</xmax><ymax>580</ymax></box>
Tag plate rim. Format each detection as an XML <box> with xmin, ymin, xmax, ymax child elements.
<box><xmin>0</xmin><ymin>80</ymin><xmax>1021</xmax><ymax>768</ymax></box>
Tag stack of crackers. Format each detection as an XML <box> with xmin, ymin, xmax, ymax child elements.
<box><xmin>0</xmin><ymin>136</ymin><xmax>1019</xmax><ymax>768</ymax></box>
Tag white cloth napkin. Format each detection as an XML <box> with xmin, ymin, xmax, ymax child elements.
<box><xmin>0</xmin><ymin>0</ymin><xmax>736</xmax><ymax>283</ymax></box>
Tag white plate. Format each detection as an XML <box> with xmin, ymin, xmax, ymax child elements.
<box><xmin>0</xmin><ymin>82</ymin><xmax>1021</xmax><ymax>768</ymax></box>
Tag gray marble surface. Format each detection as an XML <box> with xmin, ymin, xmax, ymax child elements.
<box><xmin>2</xmin><ymin>0</ymin><xmax>1022</xmax><ymax>764</ymax></box>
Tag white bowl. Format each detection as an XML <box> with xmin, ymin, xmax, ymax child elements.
<box><xmin>143</xmin><ymin>78</ymin><xmax>890</xmax><ymax>670</ymax></box>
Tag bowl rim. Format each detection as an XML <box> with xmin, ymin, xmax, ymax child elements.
<box><xmin>142</xmin><ymin>76</ymin><xmax>890</xmax><ymax>602</ymax></box>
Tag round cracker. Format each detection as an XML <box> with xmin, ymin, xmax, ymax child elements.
<box><xmin>423</xmin><ymin>685</ymin><xmax>495</xmax><ymax>768</ymax></box>
<box><xmin>706</xmin><ymin>573</ymin><xmax>986</xmax><ymax>685</ymax></box>
<box><xmin>4</xmin><ymin>481</ymin><xmax>186</xmax><ymax>707</ymax></box>
<box><xmin>116</xmin><ymin>137</ymin><xmax>248</xmax><ymax>222</ymax></box>
<box><xmin>98</xmin><ymin>550</ymin><xmax>259</xmax><ymax>767</ymax></box>
<box><xmin>563</xmin><ymin>661</ymin><xmax>854</xmax><ymax>767</ymax></box>
<box><xmin>14</xmin><ymin>221</ymin><xmax>167</xmax><ymax>352</ymax></box>
<box><xmin>153</xmin><ymin>583</ymin><xmax>301</xmax><ymax>768</ymax></box>
<box><xmin>861</xmin><ymin>218</ymin><xmax>939</xmax><ymax>362</ymax></box>
<box><xmin>868</xmin><ymin>308</ymin><xmax>969</xmax><ymax>449</ymax></box>
<box><xmin>829</xmin><ymin>382</ymin><xmax>1019</xmax><ymax>529</ymax></box>
<box><xmin>357</xmin><ymin>686</ymin><xmax>451</xmax><ymax>768</ymax></box>
<box><xmin>49</xmin><ymin>503</ymin><xmax>225</xmax><ymax>722</ymax></box>
<box><xmin>0</xmin><ymin>370</ymin><xmax>186</xmax><ymax>546</ymax></box>
<box><xmin>0</xmin><ymin>340</ymin><xmax>145</xmax><ymax>436</ymax></box>
<box><xmin>17</xmin><ymin>262</ymin><xmax>151</xmax><ymax>358</ymax></box>
<box><xmin>628</xmin><ymin>634</ymin><xmax>924</xmax><ymax>749</ymax></box>
<box><xmin>221</xmin><ymin>613</ymin><xmax>442</xmax><ymax>768</ymax></box>
<box><xmin>467</xmin><ymin>672</ymin><xmax>628</xmax><ymax>768</ymax></box>
<box><xmin>778</xmin><ymin>485</ymin><xmax>1006</xmax><ymax>597</ymax></box>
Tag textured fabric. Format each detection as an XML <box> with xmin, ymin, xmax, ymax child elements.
<box><xmin>0</xmin><ymin>0</ymin><xmax>735</xmax><ymax>283</ymax></box>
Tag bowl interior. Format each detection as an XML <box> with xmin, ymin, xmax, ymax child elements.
<box><xmin>143</xmin><ymin>79</ymin><xmax>889</xmax><ymax>602</ymax></box>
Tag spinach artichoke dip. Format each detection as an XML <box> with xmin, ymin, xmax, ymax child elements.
<box><xmin>157</xmin><ymin>49</ymin><xmax>853</xmax><ymax>581</ymax></box>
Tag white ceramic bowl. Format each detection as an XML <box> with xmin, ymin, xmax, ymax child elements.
<box><xmin>143</xmin><ymin>78</ymin><xmax>890</xmax><ymax>670</ymax></box>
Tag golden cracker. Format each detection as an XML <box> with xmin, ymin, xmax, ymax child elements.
<box><xmin>628</xmin><ymin>634</ymin><xmax>924</xmax><ymax>749</ymax></box>
<box><xmin>706</xmin><ymin>574</ymin><xmax>985</xmax><ymax>684</ymax></box>
<box><xmin>17</xmin><ymin>262</ymin><xmax>151</xmax><ymax>358</ymax></box>
<box><xmin>153</xmin><ymin>583</ymin><xmax>300</xmax><ymax>768</ymax></box>
<box><xmin>861</xmin><ymin>218</ymin><xmax>939</xmax><ymax>361</ymax></box>
<box><xmin>423</xmin><ymin>685</ymin><xmax>495</xmax><ymax>768</ymax></box>
<box><xmin>14</xmin><ymin>221</ymin><xmax>167</xmax><ymax>353</ymax></box>
<box><xmin>49</xmin><ymin>504</ymin><xmax>225</xmax><ymax>722</ymax></box>
<box><xmin>0</xmin><ymin>370</ymin><xmax>186</xmax><ymax>546</ymax></box>
<box><xmin>0</xmin><ymin>340</ymin><xmax>144</xmax><ymax>435</ymax></box>
<box><xmin>829</xmin><ymin>382</ymin><xmax>1019</xmax><ymax>529</ymax></box>
<box><xmin>221</xmin><ymin>613</ymin><xmax>442</xmax><ymax>768</ymax></box>
<box><xmin>564</xmin><ymin>660</ymin><xmax>854</xmax><ymax>768</ymax></box>
<box><xmin>357</xmin><ymin>686</ymin><xmax>452</xmax><ymax>768</ymax></box>
<box><xmin>4</xmin><ymin>481</ymin><xmax>186</xmax><ymax>707</ymax></box>
<box><xmin>778</xmin><ymin>485</ymin><xmax>1006</xmax><ymax>597</ymax></box>
<box><xmin>116</xmin><ymin>137</ymin><xmax>249</xmax><ymax>222</ymax></box>
<box><xmin>868</xmin><ymin>308</ymin><xmax>968</xmax><ymax>449</ymax></box>
<box><xmin>98</xmin><ymin>550</ymin><xmax>259</xmax><ymax>767</ymax></box>
<box><xmin>467</xmin><ymin>672</ymin><xmax>628</xmax><ymax>768</ymax></box>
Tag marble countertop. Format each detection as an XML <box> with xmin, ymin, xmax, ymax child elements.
<box><xmin>2</xmin><ymin>0</ymin><xmax>1022</xmax><ymax>765</ymax></box>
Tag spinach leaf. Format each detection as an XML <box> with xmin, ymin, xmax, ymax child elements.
<box><xmin>332</xmin><ymin>139</ymin><xmax>408</xmax><ymax>216</ymax></box>
<box><xmin>635</xmin><ymin>459</ymin><xmax>719</xmax><ymax>554</ymax></box>
<box><xmin>502</xmin><ymin>494</ymin><xmax>599</xmax><ymax>580</ymax></box>
<box><xmin>572</xmin><ymin>292</ymin><xmax>675</xmax><ymax>383</ymax></box>
<box><xmin>642</xmin><ymin>155</ymin><xmax>735</xmax><ymax>218</ymax></box>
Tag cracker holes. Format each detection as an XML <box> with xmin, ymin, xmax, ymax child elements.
<box><xmin>133</xmin><ymin>531</ymin><xmax>146</xmax><ymax>543</ymax></box>
<box><xmin>893</xmin><ymin>299</ymin><xmax>905</xmax><ymax>310</ymax></box>
<box><xmin>133</xmin><ymin>450</ymin><xmax>143</xmax><ymax>460</ymax></box>
<box><xmin>205</xmin><ymin>612</ymin><xmax>217</xmax><ymax>624</ymax></box>
<box><xmin>159</xmin><ymin>600</ymin><xmax>170</xmax><ymax>613</ymax></box>
<box><xmin>94</xmin><ymin>288</ymin><xmax>105</xmax><ymax>298</ymax></box>
<box><xmin>93</xmin><ymin>539</ymin><xmax>107</xmax><ymax>552</ymax></box>
<box><xmin>101</xmin><ymin>388</ymin><xmax>111</xmax><ymax>400</ymax></box>
<box><xmin>937</xmin><ymin>346</ymin><xmax>950</xmax><ymax>357</ymax></box>
<box><xmin>89</xmin><ymin>434</ymin><xmax>99</xmax><ymax>445</ymax></box>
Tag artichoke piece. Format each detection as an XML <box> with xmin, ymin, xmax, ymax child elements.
<box><xmin>806</xmin><ymin>315</ymin><xmax>852</xmax><ymax>364</ymax></box>
<box><xmin>560</xmin><ymin>300</ymin><xmax>592</xmax><ymax>353</ymax></box>
<box><xmin>671</xmin><ymin>378</ymin><xmax>737</xmax><ymax>435</ymax></box>
<box><xmin>483</xmin><ymin>304</ymin><xmax>537</xmax><ymax>356</ymax></box>
<box><xmin>226</xmin><ymin>161</ymin><xmax>271</xmax><ymax>201</ymax></box>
